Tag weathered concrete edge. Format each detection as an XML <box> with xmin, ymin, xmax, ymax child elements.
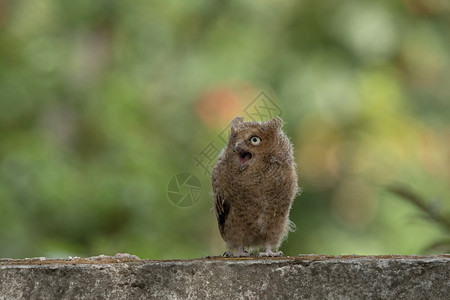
<box><xmin>1</xmin><ymin>254</ymin><xmax>449</xmax><ymax>300</ymax></box>
<box><xmin>1</xmin><ymin>254</ymin><xmax>449</xmax><ymax>266</ymax></box>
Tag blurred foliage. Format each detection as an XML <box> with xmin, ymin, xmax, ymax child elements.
<box><xmin>0</xmin><ymin>0</ymin><xmax>449</xmax><ymax>258</ymax></box>
<box><xmin>388</xmin><ymin>185</ymin><xmax>450</xmax><ymax>253</ymax></box>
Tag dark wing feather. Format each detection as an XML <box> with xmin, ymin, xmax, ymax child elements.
<box><xmin>215</xmin><ymin>194</ymin><xmax>230</xmax><ymax>234</ymax></box>
<box><xmin>212</xmin><ymin>158</ymin><xmax>230</xmax><ymax>237</ymax></box>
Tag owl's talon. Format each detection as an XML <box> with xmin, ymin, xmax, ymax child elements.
<box><xmin>273</xmin><ymin>251</ymin><xmax>284</xmax><ymax>257</ymax></box>
<box><xmin>258</xmin><ymin>249</ymin><xmax>284</xmax><ymax>257</ymax></box>
<box><xmin>223</xmin><ymin>247</ymin><xmax>250</xmax><ymax>257</ymax></box>
<box><xmin>223</xmin><ymin>251</ymin><xmax>234</xmax><ymax>257</ymax></box>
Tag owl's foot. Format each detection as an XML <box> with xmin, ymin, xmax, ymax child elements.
<box><xmin>223</xmin><ymin>246</ymin><xmax>250</xmax><ymax>257</ymax></box>
<box><xmin>258</xmin><ymin>247</ymin><xmax>284</xmax><ymax>257</ymax></box>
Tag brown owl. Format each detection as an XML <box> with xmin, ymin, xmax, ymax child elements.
<box><xmin>212</xmin><ymin>116</ymin><xmax>298</xmax><ymax>257</ymax></box>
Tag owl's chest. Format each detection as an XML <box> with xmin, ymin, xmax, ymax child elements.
<box><xmin>227</xmin><ymin>169</ymin><xmax>262</xmax><ymax>186</ymax></box>
<box><xmin>224</xmin><ymin>170</ymin><xmax>276</xmax><ymax>199</ymax></box>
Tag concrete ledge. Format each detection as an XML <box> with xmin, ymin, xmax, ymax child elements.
<box><xmin>1</xmin><ymin>254</ymin><xmax>449</xmax><ymax>299</ymax></box>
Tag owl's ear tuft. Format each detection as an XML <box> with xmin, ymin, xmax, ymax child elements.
<box><xmin>269</xmin><ymin>116</ymin><xmax>284</xmax><ymax>130</ymax></box>
<box><xmin>231</xmin><ymin>116</ymin><xmax>244</xmax><ymax>131</ymax></box>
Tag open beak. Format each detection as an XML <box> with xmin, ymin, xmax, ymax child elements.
<box><xmin>234</xmin><ymin>144</ymin><xmax>252</xmax><ymax>170</ymax></box>
<box><xmin>239</xmin><ymin>151</ymin><xmax>252</xmax><ymax>166</ymax></box>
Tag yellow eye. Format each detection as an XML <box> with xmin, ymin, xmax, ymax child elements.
<box><xmin>250</xmin><ymin>136</ymin><xmax>262</xmax><ymax>145</ymax></box>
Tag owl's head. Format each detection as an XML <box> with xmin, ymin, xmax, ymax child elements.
<box><xmin>227</xmin><ymin>116</ymin><xmax>285</xmax><ymax>170</ymax></box>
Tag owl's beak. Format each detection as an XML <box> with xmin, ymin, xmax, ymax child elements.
<box><xmin>235</xmin><ymin>148</ymin><xmax>252</xmax><ymax>167</ymax></box>
<box><xmin>239</xmin><ymin>151</ymin><xmax>252</xmax><ymax>166</ymax></box>
<box><xmin>233</xmin><ymin>143</ymin><xmax>252</xmax><ymax>169</ymax></box>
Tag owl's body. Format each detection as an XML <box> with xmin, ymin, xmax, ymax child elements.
<box><xmin>212</xmin><ymin>116</ymin><xmax>298</xmax><ymax>257</ymax></box>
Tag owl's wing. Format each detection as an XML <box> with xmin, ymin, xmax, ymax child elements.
<box><xmin>214</xmin><ymin>192</ymin><xmax>229</xmax><ymax>235</ymax></box>
<box><xmin>214</xmin><ymin>194</ymin><xmax>230</xmax><ymax>232</ymax></box>
<box><xmin>212</xmin><ymin>158</ymin><xmax>230</xmax><ymax>235</ymax></box>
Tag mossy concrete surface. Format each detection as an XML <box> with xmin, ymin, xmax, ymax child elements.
<box><xmin>0</xmin><ymin>254</ymin><xmax>449</xmax><ymax>299</ymax></box>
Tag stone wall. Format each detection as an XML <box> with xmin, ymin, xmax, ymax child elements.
<box><xmin>1</xmin><ymin>254</ymin><xmax>449</xmax><ymax>299</ymax></box>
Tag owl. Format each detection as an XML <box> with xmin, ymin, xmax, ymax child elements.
<box><xmin>212</xmin><ymin>116</ymin><xmax>298</xmax><ymax>257</ymax></box>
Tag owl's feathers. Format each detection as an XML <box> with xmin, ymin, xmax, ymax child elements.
<box><xmin>212</xmin><ymin>116</ymin><xmax>298</xmax><ymax>257</ymax></box>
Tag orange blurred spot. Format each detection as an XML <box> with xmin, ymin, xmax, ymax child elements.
<box><xmin>196</xmin><ymin>87</ymin><xmax>245</xmax><ymax>128</ymax></box>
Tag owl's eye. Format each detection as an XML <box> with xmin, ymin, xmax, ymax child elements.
<box><xmin>250</xmin><ymin>136</ymin><xmax>262</xmax><ymax>146</ymax></box>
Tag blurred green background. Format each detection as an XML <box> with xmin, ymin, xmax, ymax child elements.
<box><xmin>0</xmin><ymin>0</ymin><xmax>449</xmax><ymax>259</ymax></box>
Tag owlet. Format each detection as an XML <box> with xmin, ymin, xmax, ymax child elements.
<box><xmin>212</xmin><ymin>116</ymin><xmax>298</xmax><ymax>257</ymax></box>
